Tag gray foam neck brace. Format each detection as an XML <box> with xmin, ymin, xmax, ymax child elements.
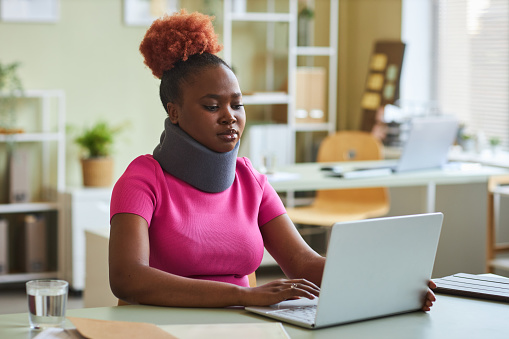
<box><xmin>153</xmin><ymin>118</ymin><xmax>239</xmax><ymax>193</ymax></box>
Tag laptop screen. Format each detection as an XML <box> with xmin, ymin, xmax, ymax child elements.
<box><xmin>396</xmin><ymin>117</ymin><xmax>459</xmax><ymax>172</ymax></box>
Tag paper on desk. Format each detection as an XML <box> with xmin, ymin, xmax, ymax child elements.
<box><xmin>265</xmin><ymin>172</ymin><xmax>300</xmax><ymax>182</ymax></box>
<box><xmin>159</xmin><ymin>322</ymin><xmax>291</xmax><ymax>339</ymax></box>
<box><xmin>34</xmin><ymin>327</ymin><xmax>84</xmax><ymax>339</ymax></box>
<box><xmin>67</xmin><ymin>317</ymin><xmax>177</xmax><ymax>339</ymax></box>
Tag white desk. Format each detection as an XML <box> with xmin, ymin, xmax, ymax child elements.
<box><xmin>449</xmin><ymin>148</ymin><xmax>509</xmax><ymax>169</ymax></box>
<box><xmin>268</xmin><ymin>161</ymin><xmax>509</xmax><ymax>277</ymax></box>
<box><xmin>268</xmin><ymin>159</ymin><xmax>508</xmax><ymax>210</ymax></box>
<box><xmin>1</xmin><ymin>294</ymin><xmax>508</xmax><ymax>338</ymax></box>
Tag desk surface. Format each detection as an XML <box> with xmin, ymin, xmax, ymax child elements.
<box><xmin>1</xmin><ymin>294</ymin><xmax>508</xmax><ymax>339</ymax></box>
<box><xmin>268</xmin><ymin>160</ymin><xmax>509</xmax><ymax>191</ymax></box>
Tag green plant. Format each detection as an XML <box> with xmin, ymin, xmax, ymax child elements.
<box><xmin>489</xmin><ymin>136</ymin><xmax>501</xmax><ymax>147</ymax></box>
<box><xmin>73</xmin><ymin>121</ymin><xmax>125</xmax><ymax>158</ymax></box>
<box><xmin>299</xmin><ymin>7</ymin><xmax>314</xmax><ymax>19</ymax></box>
<box><xmin>0</xmin><ymin>61</ymin><xmax>24</xmax><ymax>131</ymax></box>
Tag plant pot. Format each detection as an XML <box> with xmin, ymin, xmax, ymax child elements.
<box><xmin>81</xmin><ymin>157</ymin><xmax>114</xmax><ymax>187</ymax></box>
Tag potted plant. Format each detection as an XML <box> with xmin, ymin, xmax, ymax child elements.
<box><xmin>0</xmin><ymin>61</ymin><xmax>24</xmax><ymax>134</ymax></box>
<box><xmin>459</xmin><ymin>133</ymin><xmax>475</xmax><ymax>152</ymax></box>
<box><xmin>73</xmin><ymin>121</ymin><xmax>125</xmax><ymax>187</ymax></box>
<box><xmin>298</xmin><ymin>6</ymin><xmax>315</xmax><ymax>46</ymax></box>
<box><xmin>489</xmin><ymin>136</ymin><xmax>501</xmax><ymax>154</ymax></box>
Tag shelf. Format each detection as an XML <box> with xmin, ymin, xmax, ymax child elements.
<box><xmin>231</xmin><ymin>12</ymin><xmax>292</xmax><ymax>22</ymax></box>
<box><xmin>0</xmin><ymin>202</ymin><xmax>60</xmax><ymax>213</ymax></box>
<box><xmin>0</xmin><ymin>271</ymin><xmax>59</xmax><ymax>284</ymax></box>
<box><xmin>223</xmin><ymin>0</ymin><xmax>338</xmax><ymax>163</ymax></box>
<box><xmin>294</xmin><ymin>46</ymin><xmax>336</xmax><ymax>56</ymax></box>
<box><xmin>0</xmin><ymin>89</ymin><xmax>66</xmax><ymax>286</ymax></box>
<box><xmin>242</xmin><ymin>92</ymin><xmax>290</xmax><ymax>105</ymax></box>
<box><xmin>294</xmin><ymin>122</ymin><xmax>333</xmax><ymax>132</ymax></box>
<box><xmin>0</xmin><ymin>132</ymin><xmax>63</xmax><ymax>142</ymax></box>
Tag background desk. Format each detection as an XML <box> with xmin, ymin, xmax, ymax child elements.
<box><xmin>269</xmin><ymin>161</ymin><xmax>509</xmax><ymax>278</ymax></box>
<box><xmin>0</xmin><ymin>294</ymin><xmax>508</xmax><ymax>339</ymax></box>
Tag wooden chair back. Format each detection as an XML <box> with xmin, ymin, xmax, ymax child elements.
<box><xmin>317</xmin><ymin>130</ymin><xmax>383</xmax><ymax>162</ymax></box>
<box><xmin>486</xmin><ymin>175</ymin><xmax>509</xmax><ymax>272</ymax></box>
<box><xmin>313</xmin><ymin>131</ymin><xmax>389</xmax><ymax>213</ymax></box>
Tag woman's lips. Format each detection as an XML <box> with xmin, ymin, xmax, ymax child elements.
<box><xmin>218</xmin><ymin>129</ymin><xmax>238</xmax><ymax>142</ymax></box>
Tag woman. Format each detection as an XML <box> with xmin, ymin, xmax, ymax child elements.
<box><xmin>108</xmin><ymin>10</ymin><xmax>436</xmax><ymax>310</ymax></box>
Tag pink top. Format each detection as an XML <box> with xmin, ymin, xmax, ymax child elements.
<box><xmin>110</xmin><ymin>155</ymin><xmax>286</xmax><ymax>287</ymax></box>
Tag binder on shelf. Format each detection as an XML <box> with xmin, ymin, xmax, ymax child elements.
<box><xmin>295</xmin><ymin>67</ymin><xmax>327</xmax><ymax>124</ymax></box>
<box><xmin>0</xmin><ymin>218</ymin><xmax>8</xmax><ymax>274</ymax></box>
<box><xmin>19</xmin><ymin>214</ymin><xmax>47</xmax><ymax>273</ymax></box>
<box><xmin>9</xmin><ymin>148</ymin><xmax>31</xmax><ymax>203</ymax></box>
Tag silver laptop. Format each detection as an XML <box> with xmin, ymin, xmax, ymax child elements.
<box><xmin>245</xmin><ymin>213</ymin><xmax>443</xmax><ymax>329</ymax></box>
<box><xmin>395</xmin><ymin>116</ymin><xmax>459</xmax><ymax>172</ymax></box>
<box><xmin>324</xmin><ymin>117</ymin><xmax>459</xmax><ymax>177</ymax></box>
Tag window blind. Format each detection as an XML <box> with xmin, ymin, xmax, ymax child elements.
<box><xmin>435</xmin><ymin>0</ymin><xmax>509</xmax><ymax>148</ymax></box>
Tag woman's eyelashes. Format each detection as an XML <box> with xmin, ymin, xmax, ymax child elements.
<box><xmin>203</xmin><ymin>104</ymin><xmax>244</xmax><ymax>111</ymax></box>
<box><xmin>204</xmin><ymin>105</ymin><xmax>219</xmax><ymax>112</ymax></box>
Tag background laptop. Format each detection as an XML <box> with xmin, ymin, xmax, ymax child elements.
<box><xmin>324</xmin><ymin>117</ymin><xmax>459</xmax><ymax>177</ymax></box>
<box><xmin>395</xmin><ymin>116</ymin><xmax>459</xmax><ymax>172</ymax></box>
<box><xmin>245</xmin><ymin>213</ymin><xmax>443</xmax><ymax>329</ymax></box>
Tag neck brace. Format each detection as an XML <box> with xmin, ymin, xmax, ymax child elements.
<box><xmin>153</xmin><ymin>118</ymin><xmax>239</xmax><ymax>193</ymax></box>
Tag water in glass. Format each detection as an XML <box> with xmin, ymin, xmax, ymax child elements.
<box><xmin>26</xmin><ymin>280</ymin><xmax>68</xmax><ymax>330</ymax></box>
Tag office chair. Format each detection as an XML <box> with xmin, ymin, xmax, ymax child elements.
<box><xmin>286</xmin><ymin>131</ymin><xmax>390</xmax><ymax>241</ymax></box>
<box><xmin>486</xmin><ymin>175</ymin><xmax>509</xmax><ymax>273</ymax></box>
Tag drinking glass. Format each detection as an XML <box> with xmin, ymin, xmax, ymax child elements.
<box><xmin>26</xmin><ymin>279</ymin><xmax>68</xmax><ymax>330</ymax></box>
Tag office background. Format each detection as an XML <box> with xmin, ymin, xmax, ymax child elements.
<box><xmin>1</xmin><ymin>0</ymin><xmax>509</xmax><ymax>321</ymax></box>
<box><xmin>0</xmin><ymin>0</ymin><xmax>402</xmax><ymax>187</ymax></box>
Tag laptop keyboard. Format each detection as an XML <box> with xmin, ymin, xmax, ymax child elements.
<box><xmin>269</xmin><ymin>305</ymin><xmax>317</xmax><ymax>324</ymax></box>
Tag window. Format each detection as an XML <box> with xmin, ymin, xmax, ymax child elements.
<box><xmin>435</xmin><ymin>0</ymin><xmax>509</xmax><ymax>149</ymax></box>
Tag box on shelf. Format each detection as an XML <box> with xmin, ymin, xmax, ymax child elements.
<box><xmin>19</xmin><ymin>214</ymin><xmax>47</xmax><ymax>273</ymax></box>
<box><xmin>295</xmin><ymin>67</ymin><xmax>327</xmax><ymax>124</ymax></box>
<box><xmin>0</xmin><ymin>218</ymin><xmax>8</xmax><ymax>274</ymax></box>
<box><xmin>9</xmin><ymin>148</ymin><xmax>30</xmax><ymax>203</ymax></box>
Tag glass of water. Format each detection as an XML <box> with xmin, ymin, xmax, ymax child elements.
<box><xmin>26</xmin><ymin>279</ymin><xmax>68</xmax><ymax>330</ymax></box>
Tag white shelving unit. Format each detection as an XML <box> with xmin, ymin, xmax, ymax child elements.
<box><xmin>223</xmin><ymin>0</ymin><xmax>338</xmax><ymax>163</ymax></box>
<box><xmin>0</xmin><ymin>89</ymin><xmax>66</xmax><ymax>284</ymax></box>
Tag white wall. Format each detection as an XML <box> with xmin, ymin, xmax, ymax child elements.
<box><xmin>0</xmin><ymin>1</ymin><xmax>196</xmax><ymax>187</ymax></box>
<box><xmin>400</xmin><ymin>0</ymin><xmax>433</xmax><ymax>106</ymax></box>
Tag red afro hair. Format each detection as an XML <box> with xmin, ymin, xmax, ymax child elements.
<box><xmin>139</xmin><ymin>9</ymin><xmax>223</xmax><ymax>79</ymax></box>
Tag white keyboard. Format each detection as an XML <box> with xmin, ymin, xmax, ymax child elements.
<box><xmin>269</xmin><ymin>305</ymin><xmax>317</xmax><ymax>324</ymax></box>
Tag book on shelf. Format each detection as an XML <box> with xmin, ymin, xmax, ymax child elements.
<box><xmin>9</xmin><ymin>148</ymin><xmax>31</xmax><ymax>203</ymax></box>
<box><xmin>0</xmin><ymin>218</ymin><xmax>8</xmax><ymax>275</ymax></box>
<box><xmin>19</xmin><ymin>214</ymin><xmax>47</xmax><ymax>273</ymax></box>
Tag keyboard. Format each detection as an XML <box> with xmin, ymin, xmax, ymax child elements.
<box><xmin>268</xmin><ymin>305</ymin><xmax>317</xmax><ymax>325</ymax></box>
<box><xmin>433</xmin><ymin>273</ymin><xmax>509</xmax><ymax>302</ymax></box>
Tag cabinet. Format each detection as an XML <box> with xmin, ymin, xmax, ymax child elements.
<box><xmin>63</xmin><ymin>187</ymin><xmax>112</xmax><ymax>291</ymax></box>
<box><xmin>0</xmin><ymin>89</ymin><xmax>66</xmax><ymax>284</ymax></box>
<box><xmin>223</xmin><ymin>0</ymin><xmax>338</xmax><ymax>163</ymax></box>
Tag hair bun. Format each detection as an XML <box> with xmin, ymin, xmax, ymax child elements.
<box><xmin>139</xmin><ymin>9</ymin><xmax>223</xmax><ymax>79</ymax></box>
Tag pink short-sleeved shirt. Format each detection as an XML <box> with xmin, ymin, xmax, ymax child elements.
<box><xmin>110</xmin><ymin>155</ymin><xmax>286</xmax><ymax>287</ymax></box>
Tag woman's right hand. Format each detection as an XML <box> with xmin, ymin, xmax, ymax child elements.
<box><xmin>241</xmin><ymin>278</ymin><xmax>320</xmax><ymax>307</ymax></box>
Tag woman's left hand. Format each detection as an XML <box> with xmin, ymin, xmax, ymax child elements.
<box><xmin>422</xmin><ymin>280</ymin><xmax>437</xmax><ymax>311</ymax></box>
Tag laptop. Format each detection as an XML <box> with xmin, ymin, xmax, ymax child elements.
<box><xmin>394</xmin><ymin>116</ymin><xmax>459</xmax><ymax>172</ymax></box>
<box><xmin>323</xmin><ymin>117</ymin><xmax>459</xmax><ymax>178</ymax></box>
<box><xmin>245</xmin><ymin>213</ymin><xmax>443</xmax><ymax>329</ymax></box>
